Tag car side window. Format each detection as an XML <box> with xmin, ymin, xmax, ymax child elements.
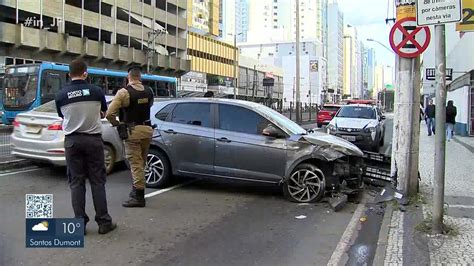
<box><xmin>155</xmin><ymin>103</ymin><xmax>175</xmax><ymax>121</ymax></box>
<box><xmin>219</xmin><ymin>104</ymin><xmax>272</xmax><ymax>135</ymax></box>
<box><xmin>170</xmin><ymin>103</ymin><xmax>211</xmax><ymax>127</ymax></box>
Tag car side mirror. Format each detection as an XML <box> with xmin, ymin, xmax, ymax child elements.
<box><xmin>262</xmin><ymin>124</ymin><xmax>284</xmax><ymax>138</ymax></box>
<box><xmin>381</xmin><ymin>115</ymin><xmax>386</xmax><ymax>120</ymax></box>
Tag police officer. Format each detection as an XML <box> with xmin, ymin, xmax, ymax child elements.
<box><xmin>106</xmin><ymin>66</ymin><xmax>153</xmax><ymax>208</ymax></box>
<box><xmin>55</xmin><ymin>59</ymin><xmax>116</xmax><ymax>235</ymax></box>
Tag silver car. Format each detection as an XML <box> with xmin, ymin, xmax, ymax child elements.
<box><xmin>10</xmin><ymin>96</ymin><xmax>124</xmax><ymax>174</ymax></box>
<box><xmin>327</xmin><ymin>104</ymin><xmax>385</xmax><ymax>152</ymax></box>
<box><xmin>145</xmin><ymin>98</ymin><xmax>365</xmax><ymax>203</ymax></box>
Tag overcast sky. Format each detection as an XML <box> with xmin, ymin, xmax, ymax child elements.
<box><xmin>337</xmin><ymin>0</ymin><xmax>396</xmax><ymax>68</ymax></box>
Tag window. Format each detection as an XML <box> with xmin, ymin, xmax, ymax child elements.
<box><xmin>219</xmin><ymin>104</ymin><xmax>271</xmax><ymax>135</ymax></box>
<box><xmin>171</xmin><ymin>103</ymin><xmax>211</xmax><ymax>127</ymax></box>
<box><xmin>106</xmin><ymin>76</ymin><xmax>126</xmax><ymax>95</ymax></box>
<box><xmin>155</xmin><ymin>103</ymin><xmax>175</xmax><ymax>121</ymax></box>
<box><xmin>142</xmin><ymin>80</ymin><xmax>156</xmax><ymax>93</ymax></box>
<box><xmin>41</xmin><ymin>71</ymin><xmax>64</xmax><ymax>104</ymax></box>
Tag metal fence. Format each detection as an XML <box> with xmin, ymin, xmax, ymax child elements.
<box><xmin>0</xmin><ymin>126</ymin><xmax>13</xmax><ymax>161</ymax></box>
<box><xmin>281</xmin><ymin>103</ymin><xmax>320</xmax><ymax>124</ymax></box>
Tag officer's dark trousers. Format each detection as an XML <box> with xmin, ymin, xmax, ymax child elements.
<box><xmin>64</xmin><ymin>134</ymin><xmax>112</xmax><ymax>226</ymax></box>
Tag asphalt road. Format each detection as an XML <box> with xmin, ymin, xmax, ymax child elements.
<box><xmin>0</xmin><ymin>166</ymin><xmax>357</xmax><ymax>266</ymax></box>
<box><xmin>0</xmin><ymin>117</ymin><xmax>394</xmax><ymax>265</ymax></box>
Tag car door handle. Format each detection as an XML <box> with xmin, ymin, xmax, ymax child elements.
<box><xmin>216</xmin><ymin>137</ymin><xmax>231</xmax><ymax>143</ymax></box>
<box><xmin>163</xmin><ymin>129</ymin><xmax>177</xmax><ymax>134</ymax></box>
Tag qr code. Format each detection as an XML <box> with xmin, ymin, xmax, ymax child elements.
<box><xmin>25</xmin><ymin>194</ymin><xmax>53</xmax><ymax>218</ymax></box>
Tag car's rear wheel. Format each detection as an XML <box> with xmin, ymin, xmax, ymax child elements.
<box><xmin>104</xmin><ymin>144</ymin><xmax>115</xmax><ymax>175</ymax></box>
<box><xmin>145</xmin><ymin>149</ymin><xmax>170</xmax><ymax>188</ymax></box>
<box><xmin>283</xmin><ymin>163</ymin><xmax>326</xmax><ymax>203</ymax></box>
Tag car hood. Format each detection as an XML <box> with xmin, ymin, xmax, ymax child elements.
<box><xmin>292</xmin><ymin>132</ymin><xmax>364</xmax><ymax>161</ymax></box>
<box><xmin>331</xmin><ymin>117</ymin><xmax>377</xmax><ymax>129</ymax></box>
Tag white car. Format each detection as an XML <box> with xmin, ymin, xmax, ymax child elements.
<box><xmin>327</xmin><ymin>104</ymin><xmax>385</xmax><ymax>152</ymax></box>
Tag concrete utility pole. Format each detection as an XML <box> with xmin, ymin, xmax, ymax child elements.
<box><xmin>295</xmin><ymin>0</ymin><xmax>301</xmax><ymax>122</ymax></box>
<box><xmin>391</xmin><ymin>0</ymin><xmax>421</xmax><ymax>196</ymax></box>
<box><xmin>432</xmin><ymin>24</ymin><xmax>447</xmax><ymax>234</ymax></box>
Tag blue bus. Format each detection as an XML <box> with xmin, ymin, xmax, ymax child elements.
<box><xmin>1</xmin><ymin>62</ymin><xmax>177</xmax><ymax>124</ymax></box>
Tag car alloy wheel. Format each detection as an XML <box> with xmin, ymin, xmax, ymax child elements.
<box><xmin>284</xmin><ymin>163</ymin><xmax>326</xmax><ymax>203</ymax></box>
<box><xmin>104</xmin><ymin>145</ymin><xmax>115</xmax><ymax>175</ymax></box>
<box><xmin>145</xmin><ymin>149</ymin><xmax>170</xmax><ymax>188</ymax></box>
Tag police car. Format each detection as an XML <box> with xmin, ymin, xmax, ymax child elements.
<box><xmin>327</xmin><ymin>104</ymin><xmax>385</xmax><ymax>152</ymax></box>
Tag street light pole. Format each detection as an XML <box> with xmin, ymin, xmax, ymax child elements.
<box><xmin>295</xmin><ymin>0</ymin><xmax>301</xmax><ymax>123</ymax></box>
<box><xmin>233</xmin><ymin>34</ymin><xmax>238</xmax><ymax>99</ymax></box>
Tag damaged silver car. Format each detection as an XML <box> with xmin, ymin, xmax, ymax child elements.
<box><xmin>146</xmin><ymin>98</ymin><xmax>365</xmax><ymax>203</ymax></box>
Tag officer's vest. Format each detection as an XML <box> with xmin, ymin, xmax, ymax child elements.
<box><xmin>119</xmin><ymin>85</ymin><xmax>153</xmax><ymax>125</ymax></box>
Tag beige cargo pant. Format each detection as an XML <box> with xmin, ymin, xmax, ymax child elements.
<box><xmin>124</xmin><ymin>126</ymin><xmax>153</xmax><ymax>190</ymax></box>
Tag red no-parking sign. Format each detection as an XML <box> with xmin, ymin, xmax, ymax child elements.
<box><xmin>389</xmin><ymin>17</ymin><xmax>431</xmax><ymax>58</ymax></box>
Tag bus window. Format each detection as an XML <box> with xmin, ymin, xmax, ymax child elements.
<box><xmin>156</xmin><ymin>81</ymin><xmax>171</xmax><ymax>97</ymax></box>
<box><xmin>89</xmin><ymin>75</ymin><xmax>106</xmax><ymax>92</ymax></box>
<box><xmin>142</xmin><ymin>79</ymin><xmax>156</xmax><ymax>96</ymax></box>
<box><xmin>106</xmin><ymin>76</ymin><xmax>126</xmax><ymax>95</ymax></box>
<box><xmin>41</xmin><ymin>71</ymin><xmax>62</xmax><ymax>104</ymax></box>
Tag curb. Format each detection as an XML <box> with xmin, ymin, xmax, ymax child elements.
<box><xmin>373</xmin><ymin>203</ymin><xmax>394</xmax><ymax>265</ymax></box>
<box><xmin>0</xmin><ymin>159</ymin><xmax>32</xmax><ymax>172</ymax></box>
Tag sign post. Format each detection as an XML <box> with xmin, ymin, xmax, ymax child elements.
<box><xmin>389</xmin><ymin>12</ymin><xmax>429</xmax><ymax>197</ymax></box>
<box><xmin>415</xmin><ymin>0</ymin><xmax>462</xmax><ymax>234</ymax></box>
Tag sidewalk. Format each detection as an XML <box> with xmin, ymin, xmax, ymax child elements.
<box><xmin>380</xmin><ymin>123</ymin><xmax>474</xmax><ymax>265</ymax></box>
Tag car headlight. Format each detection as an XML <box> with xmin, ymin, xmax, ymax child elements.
<box><xmin>364</xmin><ymin>127</ymin><xmax>376</xmax><ymax>133</ymax></box>
<box><xmin>327</xmin><ymin>124</ymin><xmax>336</xmax><ymax>134</ymax></box>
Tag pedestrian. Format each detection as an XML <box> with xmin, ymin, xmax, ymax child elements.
<box><xmin>55</xmin><ymin>59</ymin><xmax>116</xmax><ymax>235</ymax></box>
<box><xmin>424</xmin><ymin>99</ymin><xmax>436</xmax><ymax>136</ymax></box>
<box><xmin>106</xmin><ymin>66</ymin><xmax>153</xmax><ymax>208</ymax></box>
<box><xmin>446</xmin><ymin>100</ymin><xmax>457</xmax><ymax>142</ymax></box>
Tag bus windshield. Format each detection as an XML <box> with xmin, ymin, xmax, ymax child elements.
<box><xmin>3</xmin><ymin>66</ymin><xmax>39</xmax><ymax>110</ymax></box>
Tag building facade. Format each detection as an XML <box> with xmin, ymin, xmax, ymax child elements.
<box><xmin>367</xmin><ymin>48</ymin><xmax>376</xmax><ymax>95</ymax></box>
<box><xmin>343</xmin><ymin>25</ymin><xmax>360</xmax><ymax>98</ymax></box>
<box><xmin>0</xmin><ymin>0</ymin><xmax>190</xmax><ymax>75</ymax></box>
<box><xmin>327</xmin><ymin>1</ymin><xmax>344</xmax><ymax>100</ymax></box>
<box><xmin>247</xmin><ymin>0</ymin><xmax>327</xmax><ymax>44</ymax></box>
<box><xmin>239</xmin><ymin>41</ymin><xmax>326</xmax><ymax>107</ymax></box>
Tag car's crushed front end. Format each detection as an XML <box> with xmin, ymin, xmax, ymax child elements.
<box><xmin>287</xmin><ymin>132</ymin><xmax>365</xmax><ymax>194</ymax></box>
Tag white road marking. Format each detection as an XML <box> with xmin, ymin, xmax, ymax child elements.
<box><xmin>144</xmin><ymin>180</ymin><xmax>195</xmax><ymax>198</ymax></box>
<box><xmin>327</xmin><ymin>199</ymin><xmax>366</xmax><ymax>266</ymax></box>
<box><xmin>0</xmin><ymin>168</ymin><xmax>40</xmax><ymax>177</ymax></box>
<box><xmin>0</xmin><ymin>144</ymin><xmax>11</xmax><ymax>147</ymax></box>
<box><xmin>448</xmin><ymin>204</ymin><xmax>474</xmax><ymax>209</ymax></box>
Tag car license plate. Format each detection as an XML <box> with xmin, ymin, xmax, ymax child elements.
<box><xmin>342</xmin><ymin>135</ymin><xmax>356</xmax><ymax>142</ymax></box>
<box><xmin>25</xmin><ymin>126</ymin><xmax>42</xmax><ymax>134</ymax></box>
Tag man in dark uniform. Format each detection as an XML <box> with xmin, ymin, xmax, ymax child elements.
<box><xmin>106</xmin><ymin>66</ymin><xmax>153</xmax><ymax>208</ymax></box>
<box><xmin>55</xmin><ymin>59</ymin><xmax>116</xmax><ymax>235</ymax></box>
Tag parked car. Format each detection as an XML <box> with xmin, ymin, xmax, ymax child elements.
<box><xmin>10</xmin><ymin>96</ymin><xmax>124</xmax><ymax>174</ymax></box>
<box><xmin>145</xmin><ymin>98</ymin><xmax>365</xmax><ymax>203</ymax></box>
<box><xmin>327</xmin><ymin>104</ymin><xmax>385</xmax><ymax>152</ymax></box>
<box><xmin>317</xmin><ymin>104</ymin><xmax>342</xmax><ymax>128</ymax></box>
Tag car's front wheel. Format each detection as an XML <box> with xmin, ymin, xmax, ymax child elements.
<box><xmin>145</xmin><ymin>149</ymin><xmax>171</xmax><ymax>188</ymax></box>
<box><xmin>283</xmin><ymin>163</ymin><xmax>326</xmax><ymax>203</ymax></box>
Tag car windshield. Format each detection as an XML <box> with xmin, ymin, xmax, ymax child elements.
<box><xmin>3</xmin><ymin>74</ymin><xmax>38</xmax><ymax>109</ymax></box>
<box><xmin>256</xmin><ymin>105</ymin><xmax>306</xmax><ymax>135</ymax></box>
<box><xmin>337</xmin><ymin>106</ymin><xmax>376</xmax><ymax>119</ymax></box>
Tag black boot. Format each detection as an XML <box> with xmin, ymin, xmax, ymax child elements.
<box><xmin>122</xmin><ymin>188</ymin><xmax>146</xmax><ymax>208</ymax></box>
